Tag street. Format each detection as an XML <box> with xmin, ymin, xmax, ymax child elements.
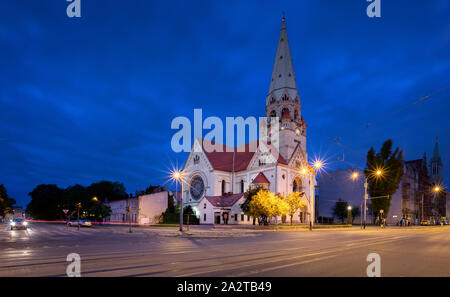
<box><xmin>1</xmin><ymin>222</ymin><xmax>450</xmax><ymax>277</ymax></box>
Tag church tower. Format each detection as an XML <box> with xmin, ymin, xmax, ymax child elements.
<box><xmin>265</xmin><ymin>17</ymin><xmax>306</xmax><ymax>161</ymax></box>
<box><xmin>430</xmin><ymin>136</ymin><xmax>443</xmax><ymax>184</ymax></box>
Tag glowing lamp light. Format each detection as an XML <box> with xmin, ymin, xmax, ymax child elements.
<box><xmin>347</xmin><ymin>206</ymin><xmax>352</xmax><ymax>210</ymax></box>
<box><xmin>301</xmin><ymin>168</ymin><xmax>307</xmax><ymax>175</ymax></box>
<box><xmin>376</xmin><ymin>170</ymin><xmax>382</xmax><ymax>176</ymax></box>
<box><xmin>434</xmin><ymin>186</ymin><xmax>441</xmax><ymax>193</ymax></box>
<box><xmin>313</xmin><ymin>161</ymin><xmax>323</xmax><ymax>170</ymax></box>
<box><xmin>351</xmin><ymin>172</ymin><xmax>359</xmax><ymax>180</ymax></box>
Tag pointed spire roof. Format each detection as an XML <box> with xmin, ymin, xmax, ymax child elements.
<box><xmin>267</xmin><ymin>17</ymin><xmax>299</xmax><ymax>102</ymax></box>
<box><xmin>431</xmin><ymin>136</ymin><xmax>442</xmax><ymax>164</ymax></box>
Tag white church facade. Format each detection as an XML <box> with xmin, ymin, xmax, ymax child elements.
<box><xmin>181</xmin><ymin>19</ymin><xmax>316</xmax><ymax>225</ymax></box>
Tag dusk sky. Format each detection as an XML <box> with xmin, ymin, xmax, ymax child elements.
<box><xmin>1</xmin><ymin>0</ymin><xmax>449</xmax><ymax>207</ymax></box>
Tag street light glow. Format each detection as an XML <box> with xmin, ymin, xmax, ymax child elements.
<box><xmin>434</xmin><ymin>186</ymin><xmax>441</xmax><ymax>193</ymax></box>
<box><xmin>313</xmin><ymin>161</ymin><xmax>323</xmax><ymax>170</ymax></box>
<box><xmin>351</xmin><ymin>172</ymin><xmax>359</xmax><ymax>180</ymax></box>
<box><xmin>347</xmin><ymin>205</ymin><xmax>352</xmax><ymax>210</ymax></box>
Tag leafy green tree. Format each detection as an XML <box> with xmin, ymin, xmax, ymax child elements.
<box><xmin>248</xmin><ymin>189</ymin><xmax>288</xmax><ymax>225</ymax></box>
<box><xmin>365</xmin><ymin>139</ymin><xmax>403</xmax><ymax>216</ymax></box>
<box><xmin>332</xmin><ymin>199</ymin><xmax>348</xmax><ymax>223</ymax></box>
<box><xmin>27</xmin><ymin>184</ymin><xmax>64</xmax><ymax>220</ymax></box>
<box><xmin>0</xmin><ymin>184</ymin><xmax>16</xmax><ymax>217</ymax></box>
<box><xmin>285</xmin><ymin>192</ymin><xmax>307</xmax><ymax>225</ymax></box>
<box><xmin>87</xmin><ymin>181</ymin><xmax>127</xmax><ymax>202</ymax></box>
<box><xmin>241</xmin><ymin>186</ymin><xmax>262</xmax><ymax>225</ymax></box>
<box><xmin>351</xmin><ymin>206</ymin><xmax>361</xmax><ymax>223</ymax></box>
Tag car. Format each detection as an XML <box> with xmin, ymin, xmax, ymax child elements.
<box><xmin>67</xmin><ymin>220</ymin><xmax>92</xmax><ymax>227</ymax></box>
<box><xmin>9</xmin><ymin>218</ymin><xmax>28</xmax><ymax>230</ymax></box>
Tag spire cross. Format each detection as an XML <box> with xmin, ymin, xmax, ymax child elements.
<box><xmin>282</xmin><ymin>11</ymin><xmax>286</xmax><ymax>23</ymax></box>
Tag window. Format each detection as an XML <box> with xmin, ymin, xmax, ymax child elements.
<box><xmin>294</xmin><ymin>110</ymin><xmax>298</xmax><ymax>120</ymax></box>
<box><xmin>240</xmin><ymin>180</ymin><xmax>244</xmax><ymax>193</ymax></box>
<box><xmin>241</xmin><ymin>214</ymin><xmax>244</xmax><ymax>221</ymax></box>
<box><xmin>270</xmin><ymin>97</ymin><xmax>276</xmax><ymax>104</ymax></box>
<box><xmin>247</xmin><ymin>216</ymin><xmax>250</xmax><ymax>221</ymax></box>
<box><xmin>282</xmin><ymin>94</ymin><xmax>289</xmax><ymax>101</ymax></box>
<box><xmin>221</xmin><ymin>180</ymin><xmax>226</xmax><ymax>195</ymax></box>
<box><xmin>204</xmin><ymin>214</ymin><xmax>206</xmax><ymax>221</ymax></box>
<box><xmin>235</xmin><ymin>214</ymin><xmax>238</xmax><ymax>221</ymax></box>
<box><xmin>270</xmin><ymin>110</ymin><xmax>276</xmax><ymax>118</ymax></box>
<box><xmin>204</xmin><ymin>203</ymin><xmax>206</xmax><ymax>209</ymax></box>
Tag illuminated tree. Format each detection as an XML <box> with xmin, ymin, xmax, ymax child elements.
<box><xmin>248</xmin><ymin>189</ymin><xmax>288</xmax><ymax>225</ymax></box>
<box><xmin>285</xmin><ymin>192</ymin><xmax>307</xmax><ymax>225</ymax></box>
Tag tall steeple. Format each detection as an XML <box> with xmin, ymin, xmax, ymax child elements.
<box><xmin>430</xmin><ymin>136</ymin><xmax>443</xmax><ymax>184</ymax></box>
<box><xmin>265</xmin><ymin>16</ymin><xmax>306</xmax><ymax>162</ymax></box>
<box><xmin>266</xmin><ymin>16</ymin><xmax>300</xmax><ymax>107</ymax></box>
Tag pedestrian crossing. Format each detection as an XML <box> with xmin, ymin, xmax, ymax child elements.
<box><xmin>0</xmin><ymin>223</ymin><xmax>110</xmax><ymax>242</ymax></box>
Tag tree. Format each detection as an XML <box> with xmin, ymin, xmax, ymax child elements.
<box><xmin>248</xmin><ymin>189</ymin><xmax>288</xmax><ymax>225</ymax></box>
<box><xmin>365</xmin><ymin>139</ymin><xmax>403</xmax><ymax>216</ymax></box>
<box><xmin>87</xmin><ymin>181</ymin><xmax>127</xmax><ymax>202</ymax></box>
<box><xmin>351</xmin><ymin>206</ymin><xmax>361</xmax><ymax>223</ymax></box>
<box><xmin>0</xmin><ymin>184</ymin><xmax>16</xmax><ymax>217</ymax></box>
<box><xmin>285</xmin><ymin>192</ymin><xmax>307</xmax><ymax>225</ymax></box>
<box><xmin>241</xmin><ymin>186</ymin><xmax>262</xmax><ymax>225</ymax></box>
<box><xmin>27</xmin><ymin>184</ymin><xmax>64</xmax><ymax>220</ymax></box>
<box><xmin>332</xmin><ymin>199</ymin><xmax>348</xmax><ymax>223</ymax></box>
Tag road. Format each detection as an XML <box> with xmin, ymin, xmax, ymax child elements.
<box><xmin>1</xmin><ymin>222</ymin><xmax>449</xmax><ymax>277</ymax></box>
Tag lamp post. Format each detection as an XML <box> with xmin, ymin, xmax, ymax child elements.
<box><xmin>173</xmin><ymin>170</ymin><xmax>184</xmax><ymax>232</ymax></box>
<box><xmin>351</xmin><ymin>168</ymin><xmax>384</xmax><ymax>229</ymax></box>
<box><xmin>347</xmin><ymin>205</ymin><xmax>352</xmax><ymax>225</ymax></box>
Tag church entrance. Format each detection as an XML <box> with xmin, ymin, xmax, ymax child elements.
<box><xmin>214</xmin><ymin>212</ymin><xmax>221</xmax><ymax>224</ymax></box>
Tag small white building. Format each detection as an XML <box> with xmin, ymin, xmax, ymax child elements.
<box><xmin>105</xmin><ymin>191</ymin><xmax>168</xmax><ymax>224</ymax></box>
<box><xmin>197</xmin><ymin>193</ymin><xmax>248</xmax><ymax>225</ymax></box>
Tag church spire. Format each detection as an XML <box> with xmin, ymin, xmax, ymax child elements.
<box><xmin>266</xmin><ymin>15</ymin><xmax>299</xmax><ymax>105</ymax></box>
<box><xmin>430</xmin><ymin>136</ymin><xmax>443</xmax><ymax>184</ymax></box>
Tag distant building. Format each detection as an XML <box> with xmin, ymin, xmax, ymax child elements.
<box><xmin>5</xmin><ymin>206</ymin><xmax>25</xmax><ymax>219</ymax></box>
<box><xmin>317</xmin><ymin>168</ymin><xmax>367</xmax><ymax>221</ymax></box>
<box><xmin>105</xmin><ymin>191</ymin><xmax>168</xmax><ymax>224</ymax></box>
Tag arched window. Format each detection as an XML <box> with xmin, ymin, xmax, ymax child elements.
<box><xmin>282</xmin><ymin>94</ymin><xmax>289</xmax><ymax>101</ymax></box>
<box><xmin>221</xmin><ymin>180</ymin><xmax>226</xmax><ymax>195</ymax></box>
<box><xmin>270</xmin><ymin>97</ymin><xmax>276</xmax><ymax>104</ymax></box>
<box><xmin>240</xmin><ymin>180</ymin><xmax>244</xmax><ymax>193</ymax></box>
<box><xmin>293</xmin><ymin>177</ymin><xmax>302</xmax><ymax>192</ymax></box>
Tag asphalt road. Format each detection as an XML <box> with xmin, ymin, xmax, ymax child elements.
<box><xmin>1</xmin><ymin>222</ymin><xmax>449</xmax><ymax>277</ymax></box>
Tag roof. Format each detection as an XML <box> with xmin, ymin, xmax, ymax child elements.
<box><xmin>266</xmin><ymin>18</ymin><xmax>299</xmax><ymax>102</ymax></box>
<box><xmin>252</xmin><ymin>172</ymin><xmax>270</xmax><ymax>184</ymax></box>
<box><xmin>204</xmin><ymin>193</ymin><xmax>244</xmax><ymax>207</ymax></box>
<box><xmin>200</xmin><ymin>139</ymin><xmax>287</xmax><ymax>172</ymax></box>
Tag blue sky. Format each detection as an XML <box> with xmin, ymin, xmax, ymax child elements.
<box><xmin>1</xmin><ymin>0</ymin><xmax>449</xmax><ymax>207</ymax></box>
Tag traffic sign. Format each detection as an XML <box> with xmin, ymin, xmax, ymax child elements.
<box><xmin>63</xmin><ymin>209</ymin><xmax>69</xmax><ymax>214</ymax></box>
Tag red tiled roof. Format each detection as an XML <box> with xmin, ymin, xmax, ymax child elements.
<box><xmin>200</xmin><ymin>139</ymin><xmax>286</xmax><ymax>172</ymax></box>
<box><xmin>204</xmin><ymin>193</ymin><xmax>244</xmax><ymax>207</ymax></box>
<box><xmin>252</xmin><ymin>172</ymin><xmax>270</xmax><ymax>184</ymax></box>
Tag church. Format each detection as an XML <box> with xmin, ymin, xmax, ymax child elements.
<box><xmin>181</xmin><ymin>18</ymin><xmax>316</xmax><ymax>225</ymax></box>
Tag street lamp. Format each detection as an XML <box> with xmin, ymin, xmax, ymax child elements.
<box><xmin>172</xmin><ymin>169</ymin><xmax>184</xmax><ymax>232</ymax></box>
<box><xmin>347</xmin><ymin>205</ymin><xmax>352</xmax><ymax>225</ymax></box>
<box><xmin>350</xmin><ymin>167</ymin><xmax>385</xmax><ymax>229</ymax></box>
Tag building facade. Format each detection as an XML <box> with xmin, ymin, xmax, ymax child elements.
<box><xmin>182</xmin><ymin>19</ymin><xmax>316</xmax><ymax>225</ymax></box>
<box><xmin>105</xmin><ymin>191</ymin><xmax>168</xmax><ymax>224</ymax></box>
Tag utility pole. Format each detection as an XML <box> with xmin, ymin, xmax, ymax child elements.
<box><xmin>421</xmin><ymin>193</ymin><xmax>424</xmax><ymax>224</ymax></box>
<box><xmin>179</xmin><ymin>181</ymin><xmax>184</xmax><ymax>232</ymax></box>
<box><xmin>364</xmin><ymin>178</ymin><xmax>368</xmax><ymax>229</ymax></box>
<box><xmin>77</xmin><ymin>202</ymin><xmax>81</xmax><ymax>231</ymax></box>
